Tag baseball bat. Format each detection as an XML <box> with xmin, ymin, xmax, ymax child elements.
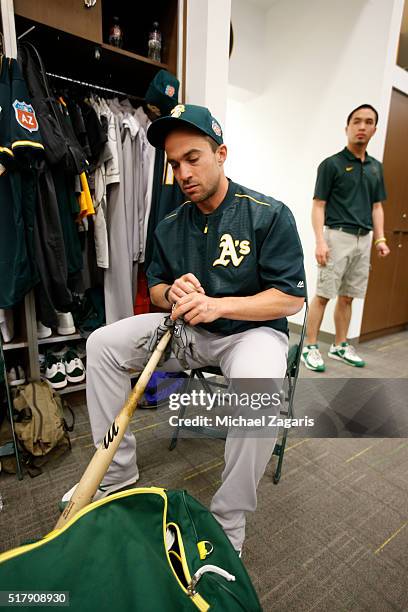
<box><xmin>55</xmin><ymin>328</ymin><xmax>173</xmax><ymax>529</ymax></box>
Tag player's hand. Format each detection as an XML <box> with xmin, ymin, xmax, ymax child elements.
<box><xmin>168</xmin><ymin>273</ymin><xmax>205</xmax><ymax>304</ymax></box>
<box><xmin>171</xmin><ymin>293</ymin><xmax>220</xmax><ymax>325</ymax></box>
<box><xmin>376</xmin><ymin>242</ymin><xmax>390</xmax><ymax>257</ymax></box>
<box><xmin>315</xmin><ymin>240</ymin><xmax>330</xmax><ymax>266</ymax></box>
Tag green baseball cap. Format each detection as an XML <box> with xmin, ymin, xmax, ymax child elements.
<box><xmin>147</xmin><ymin>104</ymin><xmax>224</xmax><ymax>149</ymax></box>
<box><xmin>145</xmin><ymin>69</ymin><xmax>179</xmax><ymax>116</ymax></box>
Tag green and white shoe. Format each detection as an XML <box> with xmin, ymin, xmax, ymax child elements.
<box><xmin>64</xmin><ymin>348</ymin><xmax>86</xmax><ymax>383</ymax></box>
<box><xmin>45</xmin><ymin>353</ymin><xmax>67</xmax><ymax>389</ymax></box>
<box><xmin>301</xmin><ymin>344</ymin><xmax>326</xmax><ymax>372</ymax></box>
<box><xmin>328</xmin><ymin>342</ymin><xmax>365</xmax><ymax>367</ymax></box>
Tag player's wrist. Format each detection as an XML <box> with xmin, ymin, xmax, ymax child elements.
<box><xmin>374</xmin><ymin>237</ymin><xmax>386</xmax><ymax>246</ymax></box>
<box><xmin>216</xmin><ymin>296</ymin><xmax>238</xmax><ymax>319</ymax></box>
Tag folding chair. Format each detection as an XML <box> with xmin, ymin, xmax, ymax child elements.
<box><xmin>169</xmin><ymin>304</ymin><xmax>307</xmax><ymax>484</ymax></box>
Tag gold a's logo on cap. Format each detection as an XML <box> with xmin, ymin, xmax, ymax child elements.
<box><xmin>171</xmin><ymin>104</ymin><xmax>186</xmax><ymax>118</ymax></box>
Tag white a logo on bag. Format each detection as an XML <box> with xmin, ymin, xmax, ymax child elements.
<box><xmin>213</xmin><ymin>234</ymin><xmax>251</xmax><ymax>267</ymax></box>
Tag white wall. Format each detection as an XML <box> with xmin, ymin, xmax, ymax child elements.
<box><xmin>225</xmin><ymin>0</ymin><xmax>404</xmax><ymax>337</ymax></box>
<box><xmin>228</xmin><ymin>0</ymin><xmax>267</xmax><ymax>102</ymax></box>
<box><xmin>185</xmin><ymin>0</ymin><xmax>231</xmax><ymax>125</ymax></box>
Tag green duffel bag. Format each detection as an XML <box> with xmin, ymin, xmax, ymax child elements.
<box><xmin>0</xmin><ymin>487</ymin><xmax>262</xmax><ymax>611</ymax></box>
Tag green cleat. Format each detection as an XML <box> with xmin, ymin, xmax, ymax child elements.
<box><xmin>301</xmin><ymin>344</ymin><xmax>326</xmax><ymax>372</ymax></box>
<box><xmin>328</xmin><ymin>342</ymin><xmax>365</xmax><ymax>367</ymax></box>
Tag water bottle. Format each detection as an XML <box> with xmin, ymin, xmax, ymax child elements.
<box><xmin>109</xmin><ymin>16</ymin><xmax>123</xmax><ymax>48</ymax></box>
<box><xmin>148</xmin><ymin>22</ymin><xmax>162</xmax><ymax>62</ymax></box>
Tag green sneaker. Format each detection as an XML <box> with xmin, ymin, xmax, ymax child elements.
<box><xmin>301</xmin><ymin>344</ymin><xmax>326</xmax><ymax>372</ymax></box>
<box><xmin>328</xmin><ymin>342</ymin><xmax>365</xmax><ymax>367</ymax></box>
<box><xmin>64</xmin><ymin>349</ymin><xmax>86</xmax><ymax>383</ymax></box>
<box><xmin>45</xmin><ymin>352</ymin><xmax>67</xmax><ymax>389</ymax></box>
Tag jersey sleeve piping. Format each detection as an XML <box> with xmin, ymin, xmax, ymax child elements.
<box><xmin>11</xmin><ymin>140</ymin><xmax>44</xmax><ymax>151</ymax></box>
<box><xmin>0</xmin><ymin>146</ymin><xmax>14</xmax><ymax>158</ymax></box>
<box><xmin>234</xmin><ymin>193</ymin><xmax>271</xmax><ymax>207</ymax></box>
<box><xmin>163</xmin><ymin>200</ymin><xmax>191</xmax><ymax>221</ymax></box>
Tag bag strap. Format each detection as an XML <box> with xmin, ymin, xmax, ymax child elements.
<box><xmin>62</xmin><ymin>403</ymin><xmax>75</xmax><ymax>433</ymax></box>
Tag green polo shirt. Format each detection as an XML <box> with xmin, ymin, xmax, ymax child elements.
<box><xmin>314</xmin><ymin>147</ymin><xmax>386</xmax><ymax>231</ymax></box>
<box><xmin>147</xmin><ymin>180</ymin><xmax>306</xmax><ymax>336</ymax></box>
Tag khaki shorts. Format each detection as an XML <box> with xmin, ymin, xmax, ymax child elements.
<box><xmin>316</xmin><ymin>228</ymin><xmax>372</xmax><ymax>299</ymax></box>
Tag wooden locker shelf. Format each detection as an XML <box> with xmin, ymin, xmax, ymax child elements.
<box><xmin>38</xmin><ymin>333</ymin><xmax>83</xmax><ymax>346</ymax></box>
<box><xmin>58</xmin><ymin>382</ymin><xmax>87</xmax><ymax>395</ymax></box>
<box><xmin>100</xmin><ymin>43</ymin><xmax>169</xmax><ymax>70</ymax></box>
<box><xmin>2</xmin><ymin>339</ymin><xmax>29</xmax><ymax>351</ymax></box>
<box><xmin>13</xmin><ymin>0</ymin><xmax>103</xmax><ymax>43</ymax></box>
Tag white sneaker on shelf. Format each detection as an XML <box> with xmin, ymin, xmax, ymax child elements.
<box><xmin>64</xmin><ymin>348</ymin><xmax>85</xmax><ymax>383</ymax></box>
<box><xmin>37</xmin><ymin>320</ymin><xmax>52</xmax><ymax>339</ymax></box>
<box><xmin>56</xmin><ymin>312</ymin><xmax>76</xmax><ymax>335</ymax></box>
<box><xmin>0</xmin><ymin>308</ymin><xmax>14</xmax><ymax>343</ymax></box>
<box><xmin>45</xmin><ymin>353</ymin><xmax>67</xmax><ymax>389</ymax></box>
<box><xmin>7</xmin><ymin>365</ymin><xmax>26</xmax><ymax>387</ymax></box>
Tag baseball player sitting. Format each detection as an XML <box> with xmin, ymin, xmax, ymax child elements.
<box><xmin>62</xmin><ymin>104</ymin><xmax>306</xmax><ymax>553</ymax></box>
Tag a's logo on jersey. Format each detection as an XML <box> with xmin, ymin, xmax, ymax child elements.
<box><xmin>345</xmin><ymin>166</ymin><xmax>353</xmax><ymax>172</ymax></box>
<box><xmin>171</xmin><ymin>104</ymin><xmax>186</xmax><ymax>118</ymax></box>
<box><xmin>213</xmin><ymin>234</ymin><xmax>251</xmax><ymax>268</ymax></box>
<box><xmin>297</xmin><ymin>281</ymin><xmax>304</xmax><ymax>288</ymax></box>
<box><xmin>12</xmin><ymin>100</ymin><xmax>38</xmax><ymax>132</ymax></box>
<box><xmin>165</xmin><ymin>85</ymin><xmax>175</xmax><ymax>97</ymax></box>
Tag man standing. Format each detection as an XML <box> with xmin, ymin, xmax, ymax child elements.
<box><xmin>62</xmin><ymin>104</ymin><xmax>306</xmax><ymax>553</ymax></box>
<box><xmin>302</xmin><ymin>104</ymin><xmax>390</xmax><ymax>372</ymax></box>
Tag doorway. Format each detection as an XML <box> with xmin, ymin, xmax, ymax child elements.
<box><xmin>360</xmin><ymin>88</ymin><xmax>408</xmax><ymax>341</ymax></box>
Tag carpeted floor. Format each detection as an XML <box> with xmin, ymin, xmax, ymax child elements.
<box><xmin>0</xmin><ymin>331</ymin><xmax>407</xmax><ymax>611</ymax></box>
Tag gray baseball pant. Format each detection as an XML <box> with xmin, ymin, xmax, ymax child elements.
<box><xmin>85</xmin><ymin>313</ymin><xmax>288</xmax><ymax>550</ymax></box>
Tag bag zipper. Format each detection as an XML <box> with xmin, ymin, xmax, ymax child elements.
<box><xmin>166</xmin><ymin>522</ymin><xmax>209</xmax><ymax>611</ymax></box>
<box><xmin>181</xmin><ymin>493</ymin><xmax>252</xmax><ymax>608</ymax></box>
<box><xmin>204</xmin><ymin>573</ymin><xmax>249</xmax><ymax>610</ymax></box>
<box><xmin>181</xmin><ymin>491</ymin><xmax>214</xmax><ymax>560</ymax></box>
<box><xmin>182</xmin><ymin>490</ymin><xmax>199</xmax><ymax>543</ymax></box>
